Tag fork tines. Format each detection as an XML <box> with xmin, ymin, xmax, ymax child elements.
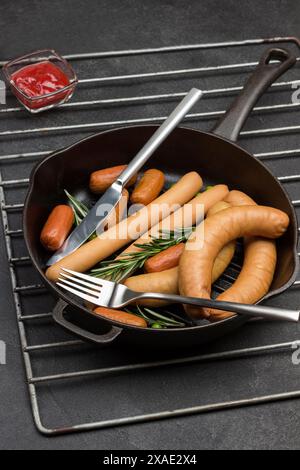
<box><xmin>57</xmin><ymin>268</ymin><xmax>103</xmax><ymax>303</ymax></box>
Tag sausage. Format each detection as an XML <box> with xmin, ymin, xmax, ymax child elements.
<box><xmin>131</xmin><ymin>169</ymin><xmax>165</xmax><ymax>206</ymax></box>
<box><xmin>209</xmin><ymin>237</ymin><xmax>277</xmax><ymax>321</ymax></box>
<box><xmin>144</xmin><ymin>243</ymin><xmax>185</xmax><ymax>273</ymax></box>
<box><xmin>104</xmin><ymin>188</ymin><xmax>129</xmax><ymax>230</ymax></box>
<box><xmin>124</xmin><ymin>267</ymin><xmax>179</xmax><ymax>307</ymax></box>
<box><xmin>118</xmin><ymin>184</ymin><xmax>229</xmax><ymax>260</ymax></box>
<box><xmin>225</xmin><ymin>190</ymin><xmax>256</xmax><ymax>207</ymax></box>
<box><xmin>209</xmin><ymin>190</ymin><xmax>277</xmax><ymax>321</ymax></box>
<box><xmin>143</xmin><ymin>199</ymin><xmax>232</xmax><ymax>273</ymax></box>
<box><xmin>46</xmin><ymin>171</ymin><xmax>203</xmax><ymax>281</ymax></box>
<box><xmin>207</xmin><ymin>200</ymin><xmax>231</xmax><ymax>217</ymax></box>
<box><xmin>89</xmin><ymin>165</ymin><xmax>137</xmax><ymax>193</ymax></box>
<box><xmin>40</xmin><ymin>205</ymin><xmax>74</xmax><ymax>251</ymax></box>
<box><xmin>124</xmin><ymin>240</ymin><xmax>236</xmax><ymax>307</ymax></box>
<box><xmin>178</xmin><ymin>205</ymin><xmax>289</xmax><ymax>318</ymax></box>
<box><xmin>93</xmin><ymin>307</ymin><xmax>147</xmax><ymax>327</ymax></box>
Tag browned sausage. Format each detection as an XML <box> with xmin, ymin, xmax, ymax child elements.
<box><xmin>89</xmin><ymin>165</ymin><xmax>137</xmax><ymax>193</ymax></box>
<box><xmin>93</xmin><ymin>306</ymin><xmax>147</xmax><ymax>327</ymax></box>
<box><xmin>144</xmin><ymin>243</ymin><xmax>185</xmax><ymax>273</ymax></box>
<box><xmin>178</xmin><ymin>205</ymin><xmax>289</xmax><ymax>318</ymax></box>
<box><xmin>40</xmin><ymin>205</ymin><xmax>74</xmax><ymax>251</ymax></box>
<box><xmin>130</xmin><ymin>169</ymin><xmax>165</xmax><ymax>206</ymax></box>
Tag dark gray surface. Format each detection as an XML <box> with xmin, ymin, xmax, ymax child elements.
<box><xmin>0</xmin><ymin>0</ymin><xmax>299</xmax><ymax>450</ymax></box>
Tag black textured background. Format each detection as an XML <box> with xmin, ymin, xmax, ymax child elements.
<box><xmin>0</xmin><ymin>0</ymin><xmax>299</xmax><ymax>450</ymax></box>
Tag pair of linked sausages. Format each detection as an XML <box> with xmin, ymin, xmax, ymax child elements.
<box><xmin>125</xmin><ymin>190</ymin><xmax>288</xmax><ymax>321</ymax></box>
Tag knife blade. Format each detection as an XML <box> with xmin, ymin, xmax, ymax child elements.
<box><xmin>47</xmin><ymin>182</ymin><xmax>123</xmax><ymax>266</ymax></box>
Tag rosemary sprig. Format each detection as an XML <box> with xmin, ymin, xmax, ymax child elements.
<box><xmin>65</xmin><ymin>190</ymin><xmax>98</xmax><ymax>240</ymax></box>
<box><xmin>126</xmin><ymin>305</ymin><xmax>188</xmax><ymax>329</ymax></box>
<box><xmin>65</xmin><ymin>190</ymin><xmax>89</xmax><ymax>225</ymax></box>
<box><xmin>90</xmin><ymin>227</ymin><xmax>193</xmax><ymax>282</ymax></box>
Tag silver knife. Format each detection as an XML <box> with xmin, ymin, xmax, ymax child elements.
<box><xmin>47</xmin><ymin>87</ymin><xmax>203</xmax><ymax>266</ymax></box>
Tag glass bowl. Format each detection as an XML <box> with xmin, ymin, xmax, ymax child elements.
<box><xmin>3</xmin><ymin>49</ymin><xmax>78</xmax><ymax>113</ymax></box>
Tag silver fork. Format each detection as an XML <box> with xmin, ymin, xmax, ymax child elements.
<box><xmin>57</xmin><ymin>268</ymin><xmax>300</xmax><ymax>322</ymax></box>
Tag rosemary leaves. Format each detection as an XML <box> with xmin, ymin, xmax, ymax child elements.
<box><xmin>65</xmin><ymin>190</ymin><xmax>89</xmax><ymax>225</ymax></box>
<box><xmin>127</xmin><ymin>305</ymin><xmax>190</xmax><ymax>328</ymax></box>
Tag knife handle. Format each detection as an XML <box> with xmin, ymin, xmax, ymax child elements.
<box><xmin>117</xmin><ymin>88</ymin><xmax>203</xmax><ymax>187</ymax></box>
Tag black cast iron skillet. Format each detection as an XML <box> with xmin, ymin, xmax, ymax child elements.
<box><xmin>24</xmin><ymin>47</ymin><xmax>299</xmax><ymax>349</ymax></box>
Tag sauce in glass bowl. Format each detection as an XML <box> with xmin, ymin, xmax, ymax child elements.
<box><xmin>3</xmin><ymin>50</ymin><xmax>77</xmax><ymax>112</ymax></box>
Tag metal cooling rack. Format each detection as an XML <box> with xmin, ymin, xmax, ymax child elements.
<box><xmin>0</xmin><ymin>36</ymin><xmax>300</xmax><ymax>436</ymax></box>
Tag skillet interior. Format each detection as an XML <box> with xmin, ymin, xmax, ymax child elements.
<box><xmin>23</xmin><ymin>125</ymin><xmax>299</xmax><ymax>346</ymax></box>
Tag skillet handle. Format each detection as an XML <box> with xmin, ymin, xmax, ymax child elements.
<box><xmin>52</xmin><ymin>300</ymin><xmax>122</xmax><ymax>345</ymax></box>
<box><xmin>212</xmin><ymin>48</ymin><xmax>296</xmax><ymax>142</ymax></box>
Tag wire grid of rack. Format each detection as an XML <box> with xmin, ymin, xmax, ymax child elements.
<box><xmin>0</xmin><ymin>36</ymin><xmax>300</xmax><ymax>436</ymax></box>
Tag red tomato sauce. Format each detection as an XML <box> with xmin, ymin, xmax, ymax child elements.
<box><xmin>11</xmin><ymin>61</ymin><xmax>71</xmax><ymax>110</ymax></box>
